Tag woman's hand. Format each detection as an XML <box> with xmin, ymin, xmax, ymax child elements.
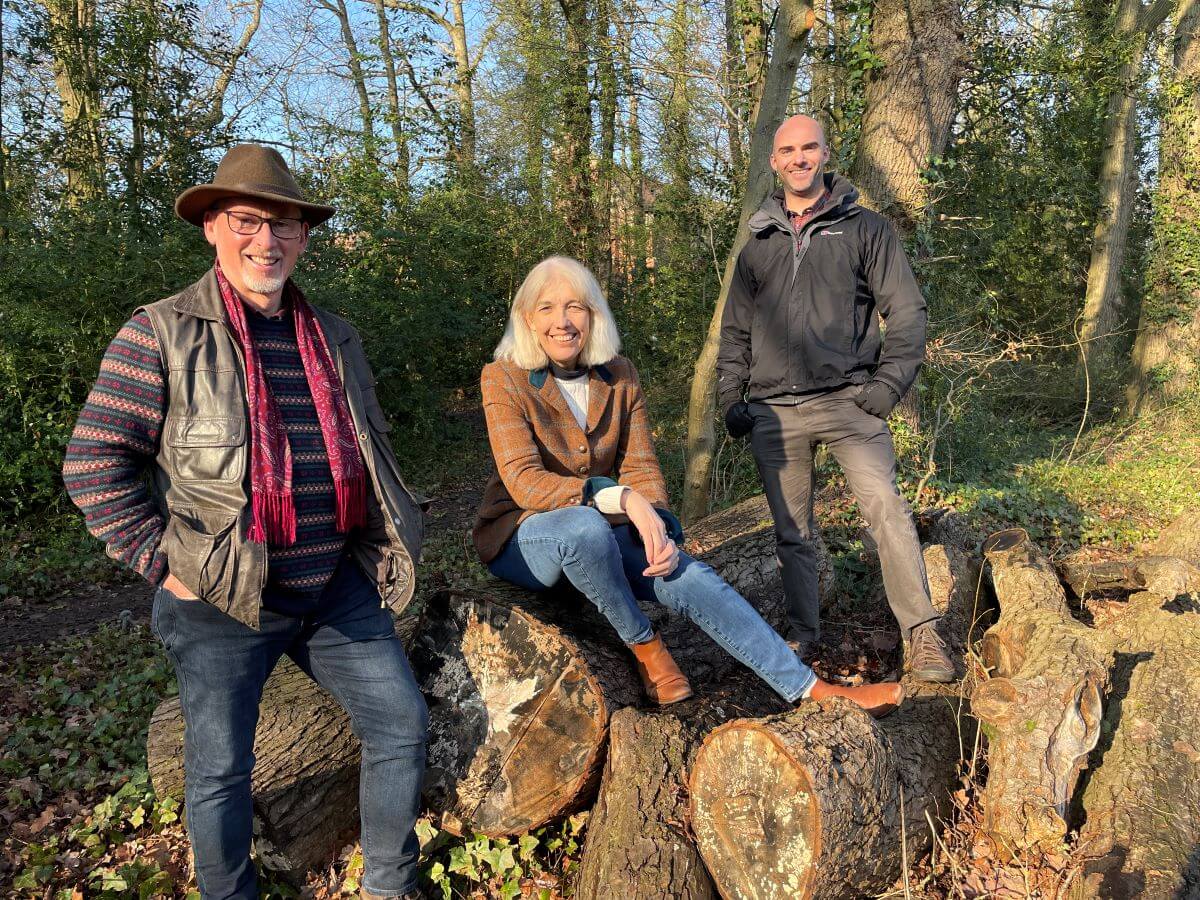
<box><xmin>622</xmin><ymin>490</ymin><xmax>680</xmax><ymax>578</ymax></box>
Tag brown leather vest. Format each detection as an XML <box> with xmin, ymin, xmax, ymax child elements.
<box><xmin>141</xmin><ymin>270</ymin><xmax>424</xmax><ymax>629</ymax></box>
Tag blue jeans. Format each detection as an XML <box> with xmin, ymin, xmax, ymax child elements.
<box><xmin>487</xmin><ymin>506</ymin><xmax>817</xmax><ymax>701</ymax></box>
<box><xmin>151</xmin><ymin>556</ymin><xmax>428</xmax><ymax>900</ymax></box>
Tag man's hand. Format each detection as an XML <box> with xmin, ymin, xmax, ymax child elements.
<box><xmin>162</xmin><ymin>572</ymin><xmax>199</xmax><ymax>600</ymax></box>
<box><xmin>854</xmin><ymin>381</ymin><xmax>901</xmax><ymax>420</ymax></box>
<box><xmin>723</xmin><ymin>401</ymin><xmax>755</xmax><ymax>439</ymax></box>
<box><xmin>622</xmin><ymin>490</ymin><xmax>680</xmax><ymax>578</ymax></box>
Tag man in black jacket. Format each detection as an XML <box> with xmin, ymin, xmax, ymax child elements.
<box><xmin>717</xmin><ymin>114</ymin><xmax>954</xmax><ymax>682</ymax></box>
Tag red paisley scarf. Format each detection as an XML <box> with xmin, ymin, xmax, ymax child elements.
<box><xmin>215</xmin><ymin>264</ymin><xmax>367</xmax><ymax>546</ymax></box>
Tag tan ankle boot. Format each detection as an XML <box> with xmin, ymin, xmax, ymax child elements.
<box><xmin>628</xmin><ymin>633</ymin><xmax>694</xmax><ymax>705</ymax></box>
<box><xmin>808</xmin><ymin>678</ymin><xmax>904</xmax><ymax>718</ymax></box>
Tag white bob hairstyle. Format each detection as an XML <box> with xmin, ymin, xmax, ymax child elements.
<box><xmin>494</xmin><ymin>255</ymin><xmax>622</xmax><ymax>370</ymax></box>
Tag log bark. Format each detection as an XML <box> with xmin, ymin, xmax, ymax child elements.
<box><xmin>1073</xmin><ymin>588</ymin><xmax>1200</xmax><ymax>898</ymax></box>
<box><xmin>1142</xmin><ymin>506</ymin><xmax>1200</xmax><ymax>567</ymax></box>
<box><xmin>974</xmin><ymin>527</ymin><xmax>1200</xmax><ymax>897</ymax></box>
<box><xmin>972</xmin><ymin>529</ymin><xmax>1111</xmax><ymax>852</ymax></box>
<box><xmin>145</xmin><ymin>616</ymin><xmax>420</xmax><ymax>881</ymax></box>
<box><xmin>688</xmin><ymin>685</ymin><xmax>971</xmax><ymax>900</ymax></box>
<box><xmin>574</xmin><ymin>676</ymin><xmax>786</xmax><ymax>900</ymax></box>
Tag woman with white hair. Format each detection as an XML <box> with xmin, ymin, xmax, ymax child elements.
<box><xmin>472</xmin><ymin>256</ymin><xmax>902</xmax><ymax>716</ymax></box>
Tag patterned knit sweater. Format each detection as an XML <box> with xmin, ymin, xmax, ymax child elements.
<box><xmin>63</xmin><ymin>306</ymin><xmax>348</xmax><ymax>612</ymax></box>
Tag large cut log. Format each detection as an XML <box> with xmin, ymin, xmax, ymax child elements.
<box><xmin>973</xmin><ymin>528</ymin><xmax>1200</xmax><ymax>898</ymax></box>
<box><xmin>688</xmin><ymin>684</ymin><xmax>971</xmax><ymax>900</ymax></box>
<box><xmin>574</xmin><ymin>676</ymin><xmax>787</xmax><ymax>900</ymax></box>
<box><xmin>413</xmin><ymin>496</ymin><xmax>834</xmax><ymax>837</ymax></box>
<box><xmin>145</xmin><ymin>615</ymin><xmax>421</xmax><ymax>881</ymax></box>
<box><xmin>681</xmin><ymin>540</ymin><xmax>981</xmax><ymax>900</ymax></box>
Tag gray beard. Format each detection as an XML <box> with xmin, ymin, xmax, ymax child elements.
<box><xmin>242</xmin><ymin>269</ymin><xmax>286</xmax><ymax>296</ymax></box>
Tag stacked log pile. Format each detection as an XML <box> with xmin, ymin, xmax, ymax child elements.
<box><xmin>145</xmin><ymin>496</ymin><xmax>987</xmax><ymax>894</ymax></box>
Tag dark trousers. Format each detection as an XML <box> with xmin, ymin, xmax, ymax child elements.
<box><xmin>747</xmin><ymin>385</ymin><xmax>939</xmax><ymax>642</ymax></box>
<box><xmin>151</xmin><ymin>557</ymin><xmax>428</xmax><ymax>900</ymax></box>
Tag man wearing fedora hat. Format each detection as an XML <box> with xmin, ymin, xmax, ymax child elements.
<box><xmin>63</xmin><ymin>145</ymin><xmax>429</xmax><ymax>900</ymax></box>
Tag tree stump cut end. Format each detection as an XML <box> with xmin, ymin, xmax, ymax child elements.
<box><xmin>414</xmin><ymin>591</ymin><xmax>612</xmax><ymax>836</ymax></box>
<box><xmin>689</xmin><ymin>724</ymin><xmax>821</xmax><ymax>900</ymax></box>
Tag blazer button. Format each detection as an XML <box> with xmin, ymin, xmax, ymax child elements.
<box><xmin>578</xmin><ymin>465</ymin><xmax>587</xmax><ymax>473</ymax></box>
<box><xmin>577</xmin><ymin>445</ymin><xmax>586</xmax><ymax>452</ymax></box>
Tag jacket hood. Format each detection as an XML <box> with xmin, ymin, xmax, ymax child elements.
<box><xmin>748</xmin><ymin>173</ymin><xmax>860</xmax><ymax>234</ymax></box>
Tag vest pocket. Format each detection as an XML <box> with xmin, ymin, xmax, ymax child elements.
<box><xmin>164</xmin><ymin>416</ymin><xmax>246</xmax><ymax>483</ymax></box>
<box><xmin>161</xmin><ymin>508</ymin><xmax>238</xmax><ymax>605</ymax></box>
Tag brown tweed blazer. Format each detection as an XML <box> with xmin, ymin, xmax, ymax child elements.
<box><xmin>472</xmin><ymin>355</ymin><xmax>671</xmax><ymax>562</ymax></box>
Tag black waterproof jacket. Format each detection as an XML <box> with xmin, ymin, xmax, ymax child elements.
<box><xmin>716</xmin><ymin>174</ymin><xmax>926</xmax><ymax>411</ymax></box>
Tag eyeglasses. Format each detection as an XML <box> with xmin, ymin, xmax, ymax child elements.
<box><xmin>221</xmin><ymin>210</ymin><xmax>305</xmax><ymax>240</ymax></box>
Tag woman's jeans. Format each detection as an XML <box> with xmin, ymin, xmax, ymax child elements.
<box><xmin>487</xmin><ymin>506</ymin><xmax>817</xmax><ymax>701</ymax></box>
<box><xmin>151</xmin><ymin>556</ymin><xmax>428</xmax><ymax>900</ymax></box>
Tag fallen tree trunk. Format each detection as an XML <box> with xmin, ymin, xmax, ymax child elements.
<box><xmin>145</xmin><ymin>615</ymin><xmax>420</xmax><ymax>880</ymax></box>
<box><xmin>574</xmin><ymin>676</ymin><xmax>786</xmax><ymax>900</ymax></box>
<box><xmin>972</xmin><ymin>528</ymin><xmax>1200</xmax><ymax>897</ymax></box>
<box><xmin>688</xmin><ymin>684</ymin><xmax>971</xmax><ymax>900</ymax></box>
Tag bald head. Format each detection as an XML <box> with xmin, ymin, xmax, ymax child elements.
<box><xmin>773</xmin><ymin>115</ymin><xmax>826</xmax><ymax>153</ymax></box>
<box><xmin>770</xmin><ymin>115</ymin><xmax>830</xmax><ymax>207</ymax></box>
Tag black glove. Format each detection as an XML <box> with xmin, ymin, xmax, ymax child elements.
<box><xmin>723</xmin><ymin>401</ymin><xmax>755</xmax><ymax>438</ymax></box>
<box><xmin>854</xmin><ymin>381</ymin><xmax>901</xmax><ymax>419</ymax></box>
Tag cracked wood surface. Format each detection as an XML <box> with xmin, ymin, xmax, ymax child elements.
<box><xmin>574</xmin><ymin>677</ymin><xmax>785</xmax><ymax>900</ymax></box>
<box><xmin>689</xmin><ymin>686</ymin><xmax>968</xmax><ymax>900</ymax></box>
<box><xmin>974</xmin><ymin>528</ymin><xmax>1200</xmax><ymax>897</ymax></box>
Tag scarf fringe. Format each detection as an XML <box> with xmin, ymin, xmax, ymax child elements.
<box><xmin>334</xmin><ymin>475</ymin><xmax>368</xmax><ymax>533</ymax></box>
<box><xmin>249</xmin><ymin>491</ymin><xmax>297</xmax><ymax>546</ymax></box>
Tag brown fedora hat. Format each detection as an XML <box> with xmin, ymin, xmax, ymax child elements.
<box><xmin>175</xmin><ymin>144</ymin><xmax>336</xmax><ymax>227</ymax></box>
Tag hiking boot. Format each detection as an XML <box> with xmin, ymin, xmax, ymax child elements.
<box><xmin>786</xmin><ymin>631</ymin><xmax>829</xmax><ymax>662</ymax></box>
<box><xmin>628</xmin><ymin>632</ymin><xmax>694</xmax><ymax>705</ymax></box>
<box><xmin>905</xmin><ymin>623</ymin><xmax>956</xmax><ymax>683</ymax></box>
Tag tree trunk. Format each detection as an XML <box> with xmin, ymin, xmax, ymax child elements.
<box><xmin>807</xmin><ymin>0</ymin><xmax>834</xmax><ymax>132</ymax></box>
<box><xmin>681</xmin><ymin>0</ymin><xmax>816</xmax><ymax>523</ymax></box>
<box><xmin>146</xmin><ymin>615</ymin><xmax>422</xmax><ymax>882</ymax></box>
<box><xmin>596</xmin><ymin>0</ymin><xmax>619</xmax><ymax>282</ymax></box>
<box><xmin>848</xmin><ymin>0</ymin><xmax>965</xmax><ymax>236</ymax></box>
<box><xmin>322</xmin><ymin>0</ymin><xmax>377</xmax><ymax>156</ymax></box>
<box><xmin>574</xmin><ymin>678</ymin><xmax>785</xmax><ymax>900</ymax></box>
<box><xmin>557</xmin><ymin>0</ymin><xmax>596</xmax><ymax>260</ymax></box>
<box><xmin>372</xmin><ymin>0</ymin><xmax>411</xmax><ymax>190</ymax></box>
<box><xmin>1073</xmin><ymin>588</ymin><xmax>1200</xmax><ymax>898</ymax></box>
<box><xmin>1126</xmin><ymin>0</ymin><xmax>1200</xmax><ymax>415</ymax></box>
<box><xmin>724</xmin><ymin>0</ymin><xmax>747</xmax><ymax>178</ymax></box>
<box><xmin>1078</xmin><ymin>0</ymin><xmax>1174</xmax><ymax>377</ymax></box>
<box><xmin>973</xmin><ymin>526</ymin><xmax>1200</xmax><ymax>896</ymax></box>
<box><xmin>971</xmin><ymin>529</ymin><xmax>1112</xmax><ymax>853</ymax></box>
<box><xmin>42</xmin><ymin>0</ymin><xmax>106</xmax><ymax>205</ymax></box>
<box><xmin>448</xmin><ymin>0</ymin><xmax>477</xmax><ymax>169</ymax></box>
<box><xmin>689</xmin><ymin>683</ymin><xmax>971</xmax><ymax>900</ymax></box>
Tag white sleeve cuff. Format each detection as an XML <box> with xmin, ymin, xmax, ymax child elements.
<box><xmin>593</xmin><ymin>485</ymin><xmax>629</xmax><ymax>514</ymax></box>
